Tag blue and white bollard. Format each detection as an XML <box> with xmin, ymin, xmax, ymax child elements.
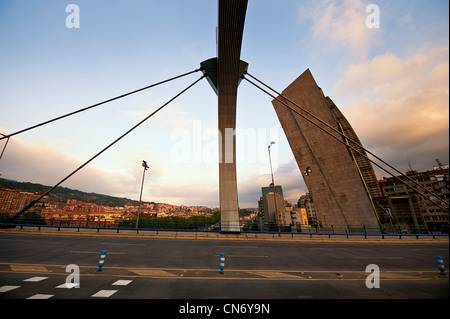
<box><xmin>436</xmin><ymin>255</ymin><xmax>445</xmax><ymax>275</ymax></box>
<box><xmin>98</xmin><ymin>250</ymin><xmax>107</xmax><ymax>271</ymax></box>
<box><xmin>219</xmin><ymin>253</ymin><xmax>225</xmax><ymax>274</ymax></box>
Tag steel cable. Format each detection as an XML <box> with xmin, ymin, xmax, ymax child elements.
<box><xmin>246</xmin><ymin>72</ymin><xmax>447</xmax><ymax>205</ymax></box>
<box><xmin>1</xmin><ymin>68</ymin><xmax>201</xmax><ymax>141</ymax></box>
<box><xmin>11</xmin><ymin>74</ymin><xmax>206</xmax><ymax>218</ymax></box>
<box><xmin>243</xmin><ymin>75</ymin><xmax>448</xmax><ymax>214</ymax></box>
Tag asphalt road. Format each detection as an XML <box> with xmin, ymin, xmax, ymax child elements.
<box><xmin>0</xmin><ymin>231</ymin><xmax>448</xmax><ymax>302</ymax></box>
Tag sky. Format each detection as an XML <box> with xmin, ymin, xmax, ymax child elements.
<box><xmin>0</xmin><ymin>0</ymin><xmax>448</xmax><ymax>209</ymax></box>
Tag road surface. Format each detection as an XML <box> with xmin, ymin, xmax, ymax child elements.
<box><xmin>0</xmin><ymin>231</ymin><xmax>448</xmax><ymax>302</ymax></box>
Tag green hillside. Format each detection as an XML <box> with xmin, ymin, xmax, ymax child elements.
<box><xmin>0</xmin><ymin>179</ymin><xmax>150</xmax><ymax>207</ymax></box>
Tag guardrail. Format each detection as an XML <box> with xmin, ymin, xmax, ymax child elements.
<box><xmin>1</xmin><ymin>221</ymin><xmax>448</xmax><ymax>240</ymax></box>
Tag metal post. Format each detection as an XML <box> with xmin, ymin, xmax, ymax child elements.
<box><xmin>220</xmin><ymin>253</ymin><xmax>225</xmax><ymax>274</ymax></box>
<box><xmin>136</xmin><ymin>160</ymin><xmax>149</xmax><ymax>229</ymax></box>
<box><xmin>97</xmin><ymin>250</ymin><xmax>107</xmax><ymax>271</ymax></box>
<box><xmin>436</xmin><ymin>255</ymin><xmax>445</xmax><ymax>275</ymax></box>
<box><xmin>268</xmin><ymin>142</ymin><xmax>280</xmax><ymax>233</ymax></box>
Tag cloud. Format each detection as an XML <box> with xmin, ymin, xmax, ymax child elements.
<box><xmin>0</xmin><ymin>131</ymin><xmax>138</xmax><ymax>197</ymax></box>
<box><xmin>146</xmin><ymin>178</ymin><xmax>219</xmax><ymax>208</ymax></box>
<box><xmin>332</xmin><ymin>44</ymin><xmax>449</xmax><ymax>173</ymax></box>
<box><xmin>0</xmin><ymin>127</ymin><xmax>223</xmax><ymax>208</ymax></box>
<box><xmin>299</xmin><ymin>0</ymin><xmax>381</xmax><ymax>60</ymax></box>
<box><xmin>125</xmin><ymin>102</ymin><xmax>195</xmax><ymax>129</ymax></box>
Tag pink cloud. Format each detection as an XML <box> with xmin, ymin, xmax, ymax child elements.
<box><xmin>331</xmin><ymin>45</ymin><xmax>449</xmax><ymax>173</ymax></box>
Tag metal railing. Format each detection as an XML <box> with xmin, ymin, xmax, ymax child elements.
<box><xmin>0</xmin><ymin>217</ymin><xmax>448</xmax><ymax>240</ymax></box>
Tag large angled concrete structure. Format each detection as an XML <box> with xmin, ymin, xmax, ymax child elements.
<box><xmin>201</xmin><ymin>0</ymin><xmax>248</xmax><ymax>231</ymax></box>
<box><xmin>272</xmin><ymin>69</ymin><xmax>380</xmax><ymax>227</ymax></box>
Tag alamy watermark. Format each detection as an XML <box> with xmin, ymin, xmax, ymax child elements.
<box><xmin>170</xmin><ymin>120</ymin><xmax>279</xmax><ymax>173</ymax></box>
<box><xmin>366</xmin><ymin>4</ymin><xmax>380</xmax><ymax>29</ymax></box>
<box><xmin>65</xmin><ymin>264</ymin><xmax>80</xmax><ymax>288</ymax></box>
<box><xmin>365</xmin><ymin>264</ymin><xmax>380</xmax><ymax>288</ymax></box>
<box><xmin>66</xmin><ymin>4</ymin><xmax>80</xmax><ymax>29</ymax></box>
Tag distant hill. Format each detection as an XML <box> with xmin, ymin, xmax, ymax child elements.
<box><xmin>0</xmin><ymin>179</ymin><xmax>151</xmax><ymax>207</ymax></box>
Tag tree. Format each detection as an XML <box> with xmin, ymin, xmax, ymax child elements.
<box><xmin>19</xmin><ymin>211</ymin><xmax>46</xmax><ymax>225</ymax></box>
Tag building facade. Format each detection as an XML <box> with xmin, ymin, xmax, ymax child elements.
<box><xmin>258</xmin><ymin>184</ymin><xmax>292</xmax><ymax>227</ymax></box>
<box><xmin>379</xmin><ymin>166</ymin><xmax>449</xmax><ymax>230</ymax></box>
<box><xmin>0</xmin><ymin>188</ymin><xmax>37</xmax><ymax>215</ymax></box>
<box><xmin>298</xmin><ymin>193</ymin><xmax>318</xmax><ymax>226</ymax></box>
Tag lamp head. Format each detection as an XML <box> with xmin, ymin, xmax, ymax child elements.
<box><xmin>303</xmin><ymin>166</ymin><xmax>312</xmax><ymax>176</ymax></box>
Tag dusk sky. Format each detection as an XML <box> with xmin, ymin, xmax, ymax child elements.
<box><xmin>1</xmin><ymin>0</ymin><xmax>448</xmax><ymax>208</ymax></box>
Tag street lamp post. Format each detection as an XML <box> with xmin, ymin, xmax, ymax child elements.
<box><xmin>136</xmin><ymin>160</ymin><xmax>149</xmax><ymax>229</ymax></box>
<box><xmin>268</xmin><ymin>141</ymin><xmax>281</xmax><ymax>233</ymax></box>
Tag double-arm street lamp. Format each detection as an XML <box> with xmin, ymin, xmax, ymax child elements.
<box><xmin>136</xmin><ymin>160</ymin><xmax>149</xmax><ymax>229</ymax></box>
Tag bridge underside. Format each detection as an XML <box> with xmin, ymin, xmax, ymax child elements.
<box><xmin>216</xmin><ymin>0</ymin><xmax>248</xmax><ymax>232</ymax></box>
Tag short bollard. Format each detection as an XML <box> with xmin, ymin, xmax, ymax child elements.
<box><xmin>436</xmin><ymin>255</ymin><xmax>445</xmax><ymax>275</ymax></box>
<box><xmin>97</xmin><ymin>250</ymin><xmax>107</xmax><ymax>271</ymax></box>
<box><xmin>219</xmin><ymin>253</ymin><xmax>225</xmax><ymax>274</ymax></box>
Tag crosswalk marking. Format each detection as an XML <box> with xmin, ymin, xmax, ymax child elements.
<box><xmin>1</xmin><ymin>276</ymin><xmax>132</xmax><ymax>298</ymax></box>
<box><xmin>27</xmin><ymin>294</ymin><xmax>53</xmax><ymax>299</ymax></box>
<box><xmin>91</xmin><ymin>289</ymin><xmax>118</xmax><ymax>298</ymax></box>
<box><xmin>0</xmin><ymin>285</ymin><xmax>20</xmax><ymax>292</ymax></box>
<box><xmin>56</xmin><ymin>283</ymin><xmax>79</xmax><ymax>289</ymax></box>
<box><xmin>112</xmin><ymin>280</ymin><xmax>132</xmax><ymax>286</ymax></box>
<box><xmin>24</xmin><ymin>276</ymin><xmax>49</xmax><ymax>282</ymax></box>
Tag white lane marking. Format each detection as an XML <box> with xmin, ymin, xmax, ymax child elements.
<box><xmin>214</xmin><ymin>255</ymin><xmax>268</xmax><ymax>258</ymax></box>
<box><xmin>112</xmin><ymin>280</ymin><xmax>132</xmax><ymax>286</ymax></box>
<box><xmin>27</xmin><ymin>294</ymin><xmax>53</xmax><ymax>299</ymax></box>
<box><xmin>100</xmin><ymin>243</ymin><xmax>145</xmax><ymax>246</ymax></box>
<box><xmin>353</xmin><ymin>257</ymin><xmax>403</xmax><ymax>259</ymax></box>
<box><xmin>24</xmin><ymin>277</ymin><xmax>49</xmax><ymax>282</ymax></box>
<box><xmin>214</xmin><ymin>246</ymin><xmax>258</xmax><ymax>249</ymax></box>
<box><xmin>56</xmin><ymin>283</ymin><xmax>79</xmax><ymax>289</ymax></box>
<box><xmin>69</xmin><ymin>251</ymin><xmax>125</xmax><ymax>254</ymax></box>
<box><xmin>0</xmin><ymin>285</ymin><xmax>20</xmax><ymax>292</ymax></box>
<box><xmin>91</xmin><ymin>289</ymin><xmax>118</xmax><ymax>298</ymax></box>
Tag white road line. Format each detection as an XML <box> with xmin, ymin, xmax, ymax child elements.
<box><xmin>112</xmin><ymin>280</ymin><xmax>132</xmax><ymax>286</ymax></box>
<box><xmin>100</xmin><ymin>243</ymin><xmax>145</xmax><ymax>246</ymax></box>
<box><xmin>353</xmin><ymin>257</ymin><xmax>403</xmax><ymax>259</ymax></box>
<box><xmin>91</xmin><ymin>290</ymin><xmax>118</xmax><ymax>298</ymax></box>
<box><xmin>214</xmin><ymin>246</ymin><xmax>258</xmax><ymax>249</ymax></box>
<box><xmin>69</xmin><ymin>251</ymin><xmax>125</xmax><ymax>255</ymax></box>
<box><xmin>27</xmin><ymin>294</ymin><xmax>53</xmax><ymax>299</ymax></box>
<box><xmin>0</xmin><ymin>285</ymin><xmax>20</xmax><ymax>292</ymax></box>
<box><xmin>24</xmin><ymin>277</ymin><xmax>49</xmax><ymax>282</ymax></box>
<box><xmin>56</xmin><ymin>283</ymin><xmax>79</xmax><ymax>289</ymax></box>
<box><xmin>214</xmin><ymin>255</ymin><xmax>268</xmax><ymax>258</ymax></box>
